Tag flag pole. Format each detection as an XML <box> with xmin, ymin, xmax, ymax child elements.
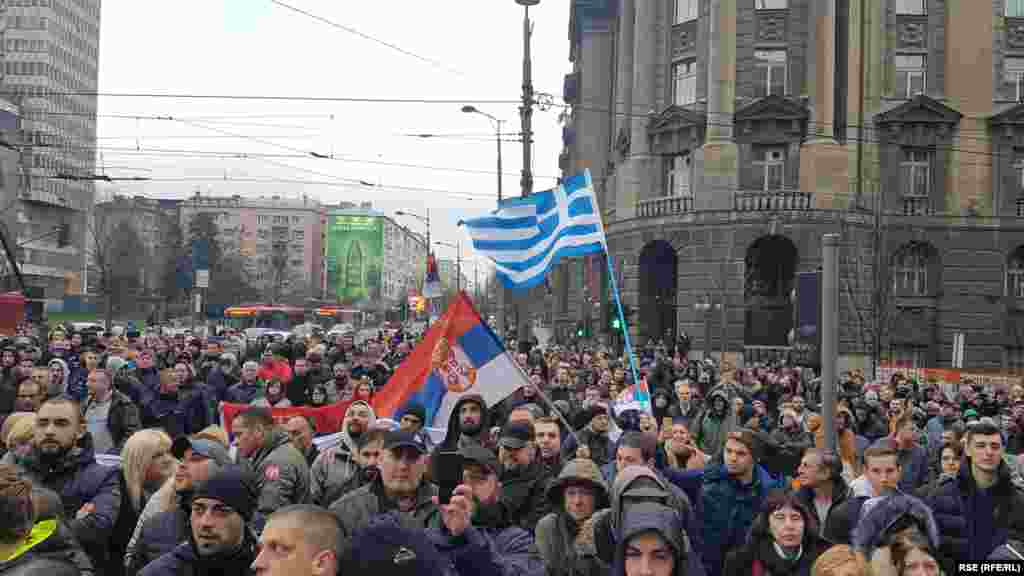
<box><xmin>582</xmin><ymin>170</ymin><xmax>642</xmax><ymax>395</ymax></box>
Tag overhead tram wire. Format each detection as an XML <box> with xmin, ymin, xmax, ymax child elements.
<box><xmin>268</xmin><ymin>0</ymin><xmax>472</xmax><ymax>79</ymax></box>
<box><xmin>0</xmin><ymin>90</ymin><xmax>520</xmax><ymax>105</ymax></box>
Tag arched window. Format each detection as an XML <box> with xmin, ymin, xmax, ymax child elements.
<box><xmin>893</xmin><ymin>243</ymin><xmax>930</xmax><ymax>296</ymax></box>
<box><xmin>1008</xmin><ymin>248</ymin><xmax>1024</xmax><ymax>298</ymax></box>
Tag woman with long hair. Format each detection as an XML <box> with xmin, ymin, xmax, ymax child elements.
<box><xmin>723</xmin><ymin>490</ymin><xmax>829</xmax><ymax>576</ymax></box>
<box><xmin>887</xmin><ymin>532</ymin><xmax>941</xmax><ymax>576</ymax></box>
<box><xmin>109</xmin><ymin>429</ymin><xmax>174</xmax><ymax>576</ymax></box>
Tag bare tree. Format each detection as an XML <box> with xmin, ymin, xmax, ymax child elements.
<box><xmin>261</xmin><ymin>242</ymin><xmax>289</xmax><ymax>303</ymax></box>
<box><xmin>87</xmin><ymin>209</ymin><xmax>146</xmax><ymax>329</ymax></box>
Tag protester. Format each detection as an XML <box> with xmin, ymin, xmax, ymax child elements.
<box><xmin>139</xmin><ymin>465</ymin><xmax>260</xmax><ymax>576</ymax></box>
<box><xmin>795</xmin><ymin>448</ymin><xmax>851</xmax><ymax>541</ymax></box>
<box><xmin>282</xmin><ymin>416</ymin><xmax>318</xmax><ymax>467</ymax></box>
<box><xmin>535</xmin><ymin>458</ymin><xmax>610</xmax><ymax>576</ymax></box>
<box><xmin>251</xmin><ymin>504</ymin><xmax>342</xmax><ymax>576</ymax></box>
<box><xmin>614</xmin><ymin>502</ymin><xmax>689</xmax><ymax>576</ymax></box>
<box><xmin>497</xmin><ymin>421</ymin><xmax>551</xmax><ymax>531</ymax></box>
<box><xmin>231</xmin><ymin>407</ymin><xmax>310</xmax><ymax>518</ymax></box>
<box><xmin>722</xmin><ymin>491</ymin><xmax>828</xmax><ymax>576</ymax></box>
<box><xmin>83</xmin><ymin>369</ymin><xmax>141</xmax><ymax>455</ymax></box>
<box><xmin>109</xmin><ymin>429</ymin><xmax>174</xmax><ymax>576</ymax></box>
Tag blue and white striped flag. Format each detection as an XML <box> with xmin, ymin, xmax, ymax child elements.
<box><xmin>461</xmin><ymin>170</ymin><xmax>606</xmax><ymax>291</ymax></box>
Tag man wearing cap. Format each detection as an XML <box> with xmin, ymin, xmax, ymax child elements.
<box><xmin>560</xmin><ymin>402</ymin><xmax>613</xmax><ymax>467</ymax></box>
<box><xmin>329</xmin><ymin>430</ymin><xmax>438</xmax><ymax>552</ymax></box>
<box><xmin>126</xmin><ymin>435</ymin><xmax>233</xmax><ymax>573</ymax></box>
<box><xmin>140</xmin><ymin>465</ymin><xmax>260</xmax><ymax>576</ymax></box>
<box><xmin>427</xmin><ymin>444</ymin><xmax>545</xmax><ymax>576</ymax></box>
<box><xmin>232</xmin><ymin>407</ymin><xmax>310</xmax><ymax>518</ymax></box>
<box><xmin>497</xmin><ymin>421</ymin><xmax>552</xmax><ymax>531</ymax></box>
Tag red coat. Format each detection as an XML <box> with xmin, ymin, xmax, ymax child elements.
<box><xmin>257</xmin><ymin>360</ymin><xmax>292</xmax><ymax>385</ymax></box>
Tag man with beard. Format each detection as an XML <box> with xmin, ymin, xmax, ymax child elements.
<box><xmin>329</xmin><ymin>430</ymin><xmax>438</xmax><ymax>552</ymax></box>
<box><xmin>231</xmin><ymin>407</ymin><xmax>310</xmax><ymax>518</ymax></box>
<box><xmin>534</xmin><ymin>458</ymin><xmax>609</xmax><ymax>576</ymax></box>
<box><xmin>667</xmin><ymin>380</ymin><xmax>701</xmax><ymax>423</ymax></box>
<box><xmin>309</xmin><ymin>401</ymin><xmax>375</xmax><ymax>507</ymax></box>
<box><xmin>427</xmin><ymin>444</ymin><xmax>545</xmax><ymax>576</ymax></box>
<box><xmin>283</xmin><ymin>416</ymin><xmax>318</xmax><ymax>467</ymax></box>
<box><xmin>139</xmin><ymin>466</ymin><xmax>260</xmax><ymax>576</ymax></box>
<box><xmin>771</xmin><ymin>407</ymin><xmax>814</xmax><ymax>474</ymax></box>
<box><xmin>497</xmin><ymin>422</ymin><xmax>551</xmax><ymax>531</ymax></box>
<box><xmin>324</xmin><ymin>363</ymin><xmax>348</xmax><ymax>404</ymax></box>
<box><xmin>321</xmin><ymin>429</ymin><xmax>387</xmax><ymax>504</ymax></box>
<box><xmin>16</xmin><ymin>397</ymin><xmax>121</xmax><ymax>570</ymax></box>
<box><xmin>533</xmin><ymin>416</ymin><xmax>563</xmax><ymax>477</ymax></box>
<box><xmin>285</xmin><ymin>358</ymin><xmax>317</xmax><ymax>407</ymax></box>
<box><xmin>436</xmin><ymin>395</ymin><xmax>492</xmax><ymax>455</ymax></box>
<box><xmin>126</xmin><ymin>434</ymin><xmax>231</xmax><ymax>572</ymax></box>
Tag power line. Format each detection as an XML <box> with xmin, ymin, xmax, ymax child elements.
<box><xmin>269</xmin><ymin>0</ymin><xmax>471</xmax><ymax>79</ymax></box>
<box><xmin>0</xmin><ymin>89</ymin><xmax>518</xmax><ymax>104</ymax></box>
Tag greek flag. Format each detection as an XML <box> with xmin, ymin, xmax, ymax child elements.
<box><xmin>461</xmin><ymin>170</ymin><xmax>606</xmax><ymax>290</ymax></box>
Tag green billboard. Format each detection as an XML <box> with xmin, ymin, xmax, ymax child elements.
<box><xmin>325</xmin><ymin>214</ymin><xmax>383</xmax><ymax>304</ymax></box>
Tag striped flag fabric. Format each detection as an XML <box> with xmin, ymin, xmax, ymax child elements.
<box><xmin>460</xmin><ymin>169</ymin><xmax>606</xmax><ymax>291</ymax></box>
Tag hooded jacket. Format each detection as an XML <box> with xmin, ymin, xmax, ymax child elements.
<box><xmin>0</xmin><ymin>519</ymin><xmax>93</xmax><ymax>576</ymax></box>
<box><xmin>310</xmin><ymin>401</ymin><xmax>376</xmax><ymax>507</ymax></box>
<box><xmin>695</xmin><ymin>389</ymin><xmax>733</xmax><ymax>456</ymax></box>
<box><xmin>242</xmin><ymin>427</ymin><xmax>310</xmax><ymax>517</ymax></box>
<box><xmin>585</xmin><ymin>466</ymin><xmax>705</xmax><ymax>576</ymax></box>
<box><xmin>138</xmin><ymin>525</ymin><xmax>258</xmax><ymax>576</ymax></box>
<box><xmin>852</xmin><ymin>491</ymin><xmax>941</xmax><ymax>567</ymax></box>
<box><xmin>927</xmin><ymin>458</ymin><xmax>1024</xmax><ymax>564</ymax></box>
<box><xmin>611</xmin><ymin>502</ymin><xmax>689</xmax><ymax>576</ymax></box>
<box><xmin>499</xmin><ymin>457</ymin><xmax>552</xmax><ymax>532</ymax></box>
<box><xmin>535</xmin><ymin>459</ymin><xmax>610</xmax><ymax>576</ymax></box>
<box><xmin>438</xmin><ymin>394</ymin><xmax>491</xmax><ymax>452</ymax></box>
<box><xmin>17</xmin><ymin>433</ymin><xmax>121</xmax><ymax>570</ymax></box>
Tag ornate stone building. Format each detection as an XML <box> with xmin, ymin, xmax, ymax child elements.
<box><xmin>558</xmin><ymin>0</ymin><xmax>1024</xmax><ymax>372</ymax></box>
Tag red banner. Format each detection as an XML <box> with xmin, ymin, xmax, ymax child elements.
<box><xmin>219</xmin><ymin>401</ymin><xmax>351</xmax><ymax>435</ymax></box>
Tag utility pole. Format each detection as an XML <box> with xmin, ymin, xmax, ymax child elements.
<box><xmin>822</xmin><ymin>233</ymin><xmax>840</xmax><ymax>453</ymax></box>
<box><xmin>515</xmin><ymin>0</ymin><xmax>538</xmax><ymax>347</ymax></box>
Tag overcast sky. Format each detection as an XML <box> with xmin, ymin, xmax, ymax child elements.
<box><xmin>95</xmin><ymin>0</ymin><xmax>570</xmax><ymax>264</ymax></box>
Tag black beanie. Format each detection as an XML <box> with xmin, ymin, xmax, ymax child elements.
<box><xmin>402</xmin><ymin>404</ymin><xmax>427</xmax><ymax>424</ymax></box>
<box><xmin>191</xmin><ymin>465</ymin><xmax>259</xmax><ymax>522</ymax></box>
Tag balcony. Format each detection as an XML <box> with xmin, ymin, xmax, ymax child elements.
<box><xmin>636</xmin><ymin>195</ymin><xmax>694</xmax><ymax>218</ymax></box>
<box><xmin>902</xmin><ymin>196</ymin><xmax>932</xmax><ymax>216</ymax></box>
<box><xmin>734</xmin><ymin>190</ymin><xmax>812</xmax><ymax>211</ymax></box>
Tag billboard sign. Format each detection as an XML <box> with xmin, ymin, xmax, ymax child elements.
<box><xmin>325</xmin><ymin>214</ymin><xmax>383</xmax><ymax>305</ymax></box>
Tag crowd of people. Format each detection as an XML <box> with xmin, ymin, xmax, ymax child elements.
<box><xmin>0</xmin><ymin>324</ymin><xmax>1020</xmax><ymax>576</ymax></box>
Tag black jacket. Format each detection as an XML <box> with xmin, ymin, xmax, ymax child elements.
<box><xmin>499</xmin><ymin>459</ymin><xmax>552</xmax><ymax>532</ymax></box>
<box><xmin>83</xmin><ymin>390</ymin><xmax>141</xmax><ymax>454</ymax></box>
<box><xmin>138</xmin><ymin>530</ymin><xmax>257</xmax><ymax>576</ymax></box>
<box><xmin>0</xmin><ymin>519</ymin><xmax>93</xmax><ymax>576</ymax></box>
<box><xmin>795</xmin><ymin>478</ymin><xmax>851</xmax><ymax>545</ymax></box>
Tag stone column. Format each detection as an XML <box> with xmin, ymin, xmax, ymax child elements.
<box><xmin>615</xmin><ymin>0</ymin><xmax>658</xmax><ymax>219</ymax></box>
<box><xmin>695</xmin><ymin>0</ymin><xmax>739</xmax><ymax>210</ymax></box>
<box><xmin>800</xmin><ymin>0</ymin><xmax>850</xmax><ymax>209</ymax></box>
<box><xmin>613</xmin><ymin>0</ymin><xmax>634</xmax><ymax>147</ymax></box>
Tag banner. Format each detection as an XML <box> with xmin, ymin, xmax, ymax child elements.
<box><xmin>878</xmin><ymin>364</ymin><xmax>1023</xmax><ymax>389</ymax></box>
<box><xmin>324</xmin><ymin>213</ymin><xmax>384</xmax><ymax>305</ymax></box>
<box><xmin>219</xmin><ymin>401</ymin><xmax>352</xmax><ymax>436</ymax></box>
<box><xmin>373</xmin><ymin>292</ymin><xmax>526</xmax><ymax>429</ymax></box>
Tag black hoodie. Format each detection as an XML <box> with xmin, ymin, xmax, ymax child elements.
<box><xmin>438</xmin><ymin>394</ymin><xmax>491</xmax><ymax>452</ymax></box>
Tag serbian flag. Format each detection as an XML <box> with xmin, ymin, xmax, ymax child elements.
<box><xmin>423</xmin><ymin>253</ymin><xmax>443</xmax><ymax>299</ymax></box>
<box><xmin>615</xmin><ymin>377</ymin><xmax>652</xmax><ymax>416</ymax></box>
<box><xmin>374</xmin><ymin>291</ymin><xmax>525</xmax><ymax>429</ymax></box>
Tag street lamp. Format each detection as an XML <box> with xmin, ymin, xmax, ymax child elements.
<box><xmin>434</xmin><ymin>240</ymin><xmax>462</xmax><ymax>292</ymax></box>
<box><xmin>394</xmin><ymin>209</ymin><xmax>430</xmax><ymax>250</ymax></box>
<box><xmin>461</xmin><ymin>105</ymin><xmax>504</xmax><ymax>203</ymax></box>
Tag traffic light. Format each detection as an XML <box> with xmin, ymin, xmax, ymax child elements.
<box><xmin>611</xmin><ymin>316</ymin><xmax>622</xmax><ymax>331</ymax></box>
<box><xmin>576</xmin><ymin>322</ymin><xmax>584</xmax><ymax>338</ymax></box>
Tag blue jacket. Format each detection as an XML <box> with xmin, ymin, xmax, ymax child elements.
<box><xmin>128</xmin><ymin>507</ymin><xmax>188</xmax><ymax>576</ymax></box>
<box><xmin>225</xmin><ymin>381</ymin><xmax>263</xmax><ymax>405</ymax></box>
<box><xmin>898</xmin><ymin>444</ymin><xmax>930</xmax><ymax>492</ymax></box>
<box><xmin>17</xmin><ymin>434</ymin><xmax>121</xmax><ymax>570</ymax></box>
<box><xmin>143</xmin><ymin>388</ymin><xmax>210</xmax><ymax>439</ymax></box>
<box><xmin>426</xmin><ymin>522</ymin><xmax>545</xmax><ymax>576</ymax></box>
<box><xmin>699</xmin><ymin>464</ymin><xmax>785</xmax><ymax>576</ymax></box>
<box><xmin>926</xmin><ymin>460</ymin><xmax>1024</xmax><ymax>564</ymax></box>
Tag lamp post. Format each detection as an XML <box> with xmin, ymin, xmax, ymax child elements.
<box><xmin>461</xmin><ymin>105</ymin><xmax>504</xmax><ymax>203</ymax></box>
<box><xmin>515</xmin><ymin>0</ymin><xmax>539</xmax><ymax>347</ymax></box>
<box><xmin>395</xmin><ymin>209</ymin><xmax>431</xmax><ymax>319</ymax></box>
<box><xmin>434</xmin><ymin>240</ymin><xmax>462</xmax><ymax>292</ymax></box>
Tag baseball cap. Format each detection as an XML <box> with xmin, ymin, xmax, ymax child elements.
<box><xmin>382</xmin><ymin>430</ymin><xmax>427</xmax><ymax>454</ymax></box>
<box><xmin>458</xmin><ymin>444</ymin><xmax>499</xmax><ymax>475</ymax></box>
<box><xmin>172</xmin><ymin>437</ymin><xmax>232</xmax><ymax>466</ymax></box>
<box><xmin>499</xmin><ymin>422</ymin><xmax>533</xmax><ymax>449</ymax></box>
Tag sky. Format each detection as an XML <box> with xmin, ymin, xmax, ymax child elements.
<box><xmin>94</xmin><ymin>0</ymin><xmax>572</xmax><ymax>268</ymax></box>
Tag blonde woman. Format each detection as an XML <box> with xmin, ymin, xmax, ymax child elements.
<box><xmin>0</xmin><ymin>412</ymin><xmax>34</xmax><ymax>459</ymax></box>
<box><xmin>1</xmin><ymin>414</ymin><xmax>36</xmax><ymax>464</ymax></box>
<box><xmin>812</xmin><ymin>545</ymin><xmax>874</xmax><ymax>576</ymax></box>
<box><xmin>110</xmin><ymin>429</ymin><xmax>173</xmax><ymax>576</ymax></box>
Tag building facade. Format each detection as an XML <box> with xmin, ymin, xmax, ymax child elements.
<box><xmin>1</xmin><ymin>0</ymin><xmax>102</xmax><ymax>302</ymax></box>
<box><xmin>179</xmin><ymin>194</ymin><xmax>324</xmax><ymax>302</ymax></box>
<box><xmin>91</xmin><ymin>195</ymin><xmax>178</xmax><ymax>297</ymax></box>
<box><xmin>560</xmin><ymin>0</ymin><xmax>1024</xmax><ymax>372</ymax></box>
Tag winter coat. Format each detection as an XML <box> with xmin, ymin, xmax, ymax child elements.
<box><xmin>127</xmin><ymin>506</ymin><xmax>188</xmax><ymax>576</ymax></box>
<box><xmin>142</xmin><ymin>387</ymin><xmax>210</xmax><ymax>439</ymax></box>
<box><xmin>795</xmin><ymin>478</ymin><xmax>852</xmax><ymax>543</ymax></box>
<box><xmin>138</xmin><ymin>530</ymin><xmax>257</xmax><ymax>576</ymax></box>
<box><xmin>851</xmin><ymin>491</ymin><xmax>940</xmax><ymax>559</ymax></box>
<box><xmin>47</xmin><ymin>358</ymin><xmax>69</xmax><ymax>399</ymax></box>
<box><xmin>16</xmin><ymin>434</ymin><xmax>121</xmax><ymax>570</ymax></box>
<box><xmin>722</xmin><ymin>533</ymin><xmax>829</xmax><ymax>576</ymax></box>
<box><xmin>561</xmin><ymin>427</ymin><xmax>613</xmax><ymax>467</ymax></box>
<box><xmin>695</xmin><ymin>390</ymin><xmax>733</xmax><ymax>456</ymax></box>
<box><xmin>611</xmin><ymin>502</ymin><xmax>690</xmax><ymax>576</ymax></box>
<box><xmin>224</xmin><ymin>380</ymin><xmax>264</xmax><ymax>405</ymax></box>
<box><xmin>897</xmin><ymin>444</ymin><xmax>929</xmax><ymax>492</ymax></box>
<box><xmin>500</xmin><ymin>458</ymin><xmax>552</xmax><ymax>532</ymax></box>
<box><xmin>821</xmin><ymin>494</ymin><xmax>870</xmax><ymax>546</ymax></box>
<box><xmin>242</xmin><ymin>428</ymin><xmax>310</xmax><ymax>517</ymax></box>
<box><xmin>310</xmin><ymin>444</ymin><xmax>359</xmax><ymax>507</ymax></box>
<box><xmin>535</xmin><ymin>459</ymin><xmax>610</xmax><ymax>576</ymax></box>
<box><xmin>700</xmin><ymin>463</ymin><xmax>785</xmax><ymax>576</ymax></box>
<box><xmin>586</xmin><ymin>466</ymin><xmax>706</xmax><ymax>576</ymax></box>
<box><xmin>426</xmin><ymin>503</ymin><xmax>546</xmax><ymax>576</ymax></box>
<box><xmin>0</xmin><ymin>519</ymin><xmax>93</xmax><ymax>576</ymax></box>
<box><xmin>926</xmin><ymin>459</ymin><xmax>1024</xmax><ymax>564</ymax></box>
<box><xmin>83</xmin><ymin>390</ymin><xmax>141</xmax><ymax>455</ymax></box>
<box><xmin>329</xmin><ymin>477</ymin><xmax>439</xmax><ymax>553</ymax></box>
<box><xmin>437</xmin><ymin>394</ymin><xmax>492</xmax><ymax>453</ymax></box>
